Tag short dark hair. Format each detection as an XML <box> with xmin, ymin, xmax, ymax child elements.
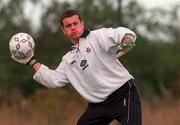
<box><xmin>60</xmin><ymin>9</ymin><xmax>82</xmax><ymax>27</ymax></box>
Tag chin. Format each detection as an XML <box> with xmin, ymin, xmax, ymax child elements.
<box><xmin>73</xmin><ymin>35</ymin><xmax>80</xmax><ymax>39</ymax></box>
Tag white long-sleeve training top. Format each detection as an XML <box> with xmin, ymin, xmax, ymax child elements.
<box><xmin>33</xmin><ymin>27</ymin><xmax>136</xmax><ymax>103</ymax></box>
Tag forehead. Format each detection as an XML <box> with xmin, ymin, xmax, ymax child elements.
<box><xmin>62</xmin><ymin>15</ymin><xmax>80</xmax><ymax>24</ymax></box>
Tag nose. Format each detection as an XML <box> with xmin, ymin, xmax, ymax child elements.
<box><xmin>70</xmin><ymin>24</ymin><xmax>76</xmax><ymax>30</ymax></box>
<box><xmin>71</xmin><ymin>27</ymin><xmax>75</xmax><ymax>31</ymax></box>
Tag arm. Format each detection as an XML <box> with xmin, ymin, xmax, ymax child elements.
<box><xmin>94</xmin><ymin>27</ymin><xmax>136</xmax><ymax>57</ymax></box>
<box><xmin>25</xmin><ymin>57</ymin><xmax>41</xmax><ymax>71</ymax></box>
<box><xmin>11</xmin><ymin>56</ymin><xmax>69</xmax><ymax>88</ymax></box>
<box><xmin>116</xmin><ymin>33</ymin><xmax>136</xmax><ymax>58</ymax></box>
<box><xmin>32</xmin><ymin>60</ymin><xmax>69</xmax><ymax>88</ymax></box>
<box><xmin>32</xmin><ymin>62</ymin><xmax>41</xmax><ymax>71</ymax></box>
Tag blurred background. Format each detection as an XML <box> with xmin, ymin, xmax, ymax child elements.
<box><xmin>0</xmin><ymin>0</ymin><xmax>180</xmax><ymax>125</ymax></box>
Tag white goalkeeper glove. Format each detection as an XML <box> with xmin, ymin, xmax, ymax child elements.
<box><xmin>11</xmin><ymin>52</ymin><xmax>38</xmax><ymax>67</ymax></box>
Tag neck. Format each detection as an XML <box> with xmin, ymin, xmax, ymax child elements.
<box><xmin>70</xmin><ymin>29</ymin><xmax>89</xmax><ymax>45</ymax></box>
<box><xmin>71</xmin><ymin>39</ymin><xmax>79</xmax><ymax>46</ymax></box>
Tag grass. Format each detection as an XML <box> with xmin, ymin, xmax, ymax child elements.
<box><xmin>0</xmin><ymin>88</ymin><xmax>179</xmax><ymax>125</ymax></box>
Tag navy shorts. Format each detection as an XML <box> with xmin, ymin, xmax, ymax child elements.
<box><xmin>76</xmin><ymin>79</ymin><xmax>142</xmax><ymax>125</ymax></box>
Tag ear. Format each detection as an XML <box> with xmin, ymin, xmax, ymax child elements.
<box><xmin>81</xmin><ymin>20</ymin><xmax>85</xmax><ymax>28</ymax></box>
<box><xmin>61</xmin><ymin>26</ymin><xmax>65</xmax><ymax>34</ymax></box>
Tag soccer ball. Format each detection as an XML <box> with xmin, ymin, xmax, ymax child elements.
<box><xmin>9</xmin><ymin>32</ymin><xmax>35</xmax><ymax>60</ymax></box>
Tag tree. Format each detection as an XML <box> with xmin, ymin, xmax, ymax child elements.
<box><xmin>0</xmin><ymin>0</ymin><xmax>180</xmax><ymax>103</ymax></box>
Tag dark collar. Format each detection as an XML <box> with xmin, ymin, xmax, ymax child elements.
<box><xmin>70</xmin><ymin>29</ymin><xmax>90</xmax><ymax>50</ymax></box>
<box><xmin>80</xmin><ymin>29</ymin><xmax>90</xmax><ymax>38</ymax></box>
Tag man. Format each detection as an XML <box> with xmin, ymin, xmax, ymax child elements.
<box><xmin>12</xmin><ymin>10</ymin><xmax>142</xmax><ymax>125</ymax></box>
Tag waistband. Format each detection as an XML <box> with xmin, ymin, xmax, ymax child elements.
<box><xmin>109</xmin><ymin>79</ymin><xmax>135</xmax><ymax>97</ymax></box>
<box><xmin>89</xmin><ymin>79</ymin><xmax>135</xmax><ymax>106</ymax></box>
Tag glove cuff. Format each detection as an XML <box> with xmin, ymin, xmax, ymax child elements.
<box><xmin>26</xmin><ymin>57</ymin><xmax>38</xmax><ymax>67</ymax></box>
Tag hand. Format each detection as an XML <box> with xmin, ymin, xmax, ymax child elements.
<box><xmin>116</xmin><ymin>36</ymin><xmax>135</xmax><ymax>58</ymax></box>
<box><xmin>121</xmin><ymin>40</ymin><xmax>135</xmax><ymax>48</ymax></box>
<box><xmin>11</xmin><ymin>52</ymin><xmax>38</xmax><ymax>67</ymax></box>
<box><xmin>11</xmin><ymin>52</ymin><xmax>34</xmax><ymax>64</ymax></box>
<box><xmin>116</xmin><ymin>46</ymin><xmax>133</xmax><ymax>58</ymax></box>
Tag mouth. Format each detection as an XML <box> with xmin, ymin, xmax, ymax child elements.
<box><xmin>71</xmin><ymin>32</ymin><xmax>78</xmax><ymax>37</ymax></box>
<box><xmin>72</xmin><ymin>32</ymin><xmax>76</xmax><ymax>36</ymax></box>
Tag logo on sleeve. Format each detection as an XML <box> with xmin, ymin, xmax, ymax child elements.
<box><xmin>70</xmin><ymin>60</ymin><xmax>76</xmax><ymax>65</ymax></box>
<box><xmin>80</xmin><ymin>60</ymin><xmax>89</xmax><ymax>71</ymax></box>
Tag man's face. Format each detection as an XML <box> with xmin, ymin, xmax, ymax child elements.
<box><xmin>61</xmin><ymin>15</ymin><xmax>84</xmax><ymax>43</ymax></box>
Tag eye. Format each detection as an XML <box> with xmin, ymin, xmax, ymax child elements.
<box><xmin>65</xmin><ymin>24</ymin><xmax>71</xmax><ymax>28</ymax></box>
<box><xmin>73</xmin><ymin>22</ymin><xmax>79</xmax><ymax>26</ymax></box>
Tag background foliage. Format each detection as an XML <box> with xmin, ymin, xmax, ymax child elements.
<box><xmin>0</xmin><ymin>0</ymin><xmax>180</xmax><ymax>104</ymax></box>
